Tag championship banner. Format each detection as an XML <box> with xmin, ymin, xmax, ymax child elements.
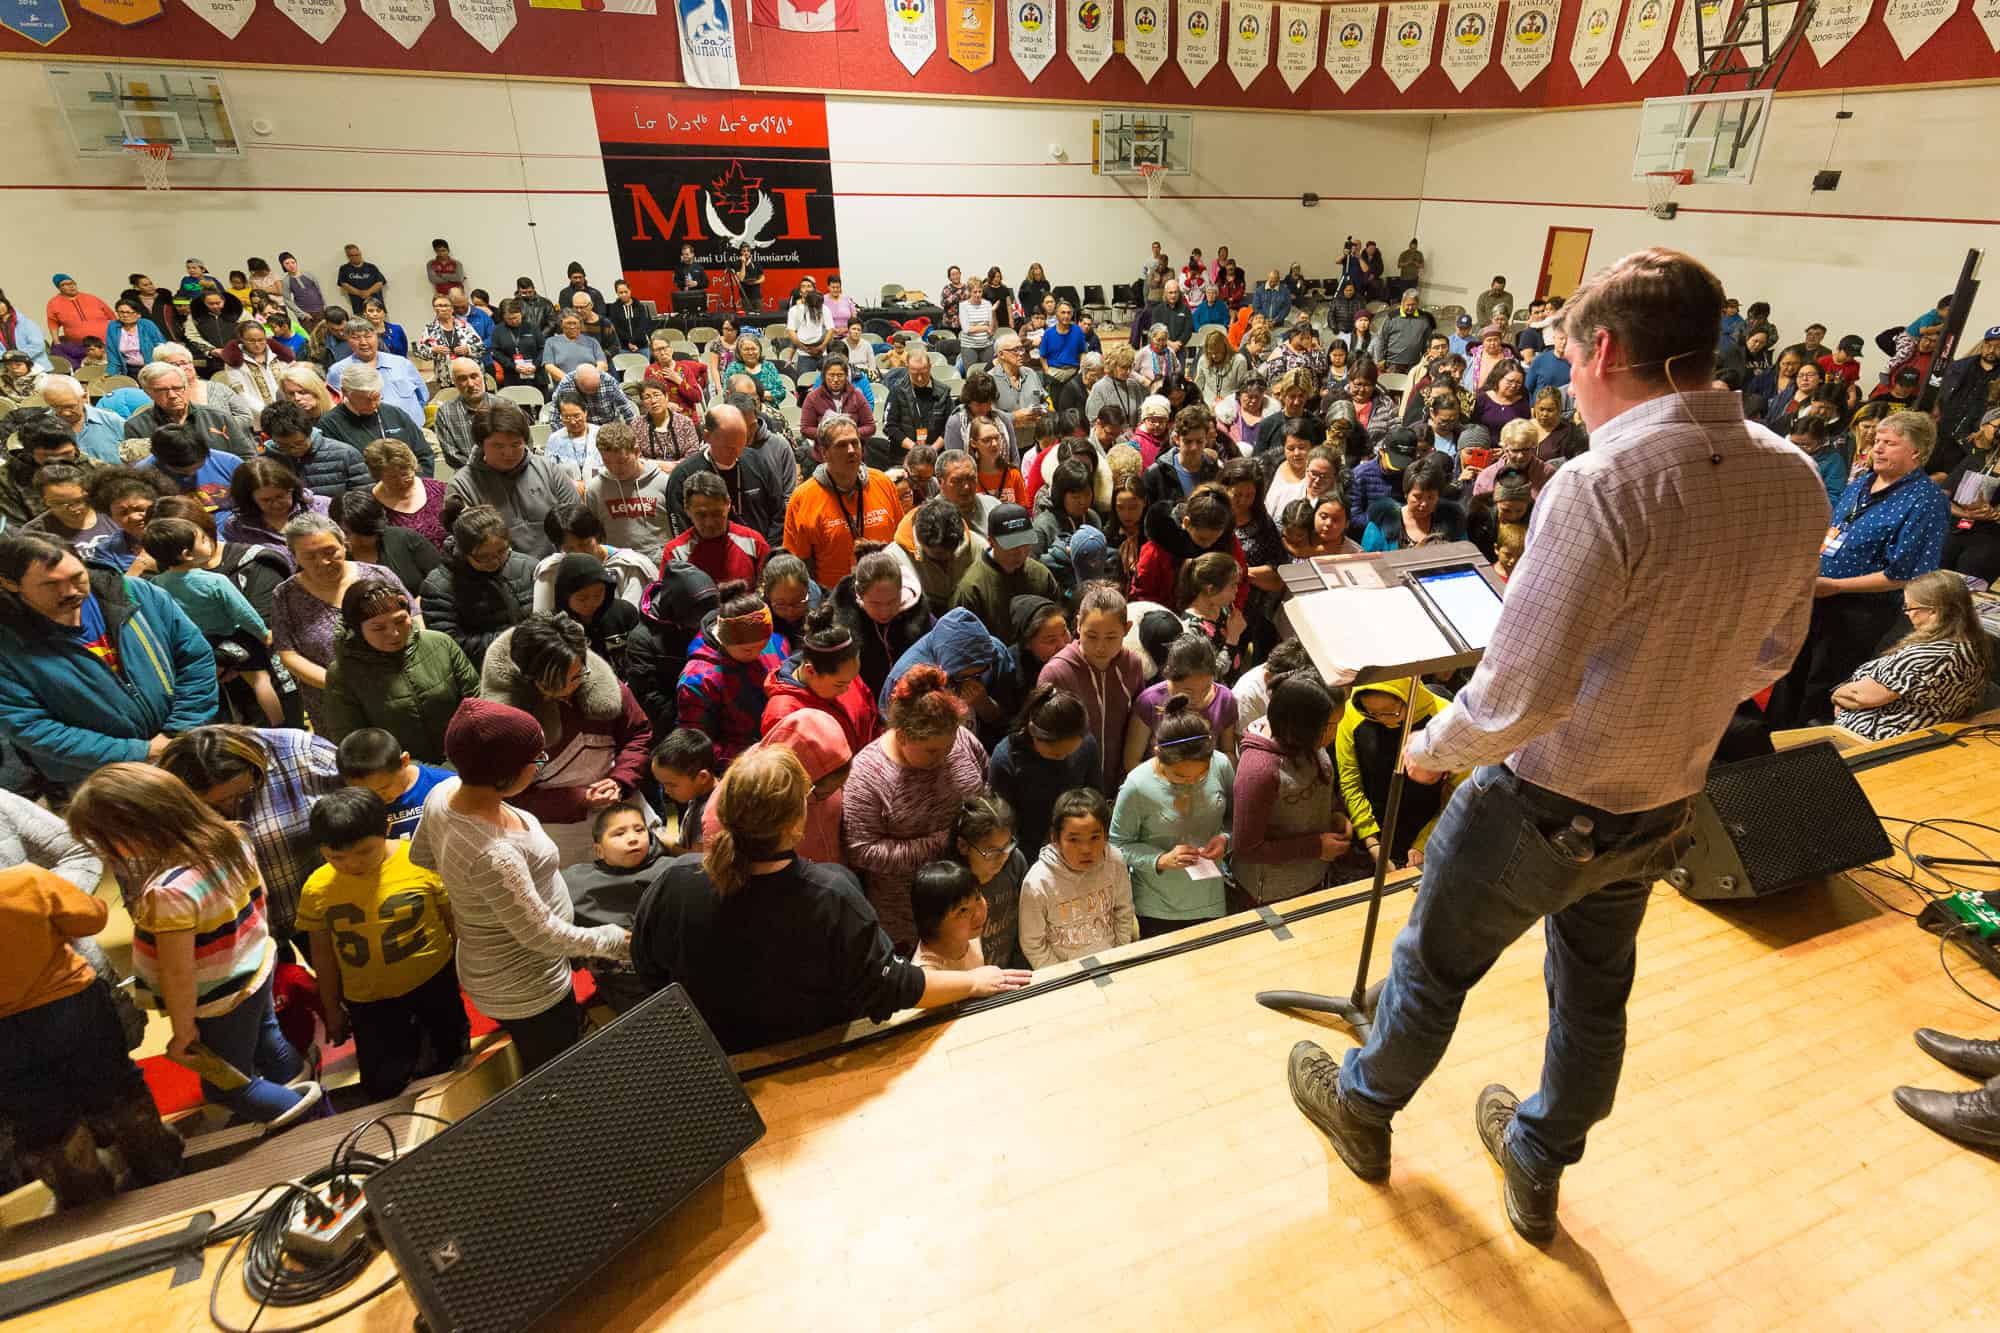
<box><xmin>948</xmin><ymin>0</ymin><xmax>994</xmax><ymax>69</ymax></box>
<box><xmin>886</xmin><ymin>0</ymin><xmax>938</xmax><ymax>72</ymax></box>
<box><xmin>1978</xmin><ymin>0</ymin><xmax>2000</xmax><ymax>49</ymax></box>
<box><xmin>533</xmin><ymin>0</ymin><xmax>653</xmax><ymax>8</ymax></box>
<box><xmin>1067</xmin><ymin>0</ymin><xmax>1112</xmax><ymax>77</ymax></box>
<box><xmin>1805</xmin><ymin>0</ymin><xmax>1872</xmax><ymax>64</ymax></box>
<box><xmin>1322</xmin><ymin>2</ymin><xmax>1377</xmax><ymax>90</ymax></box>
<box><xmin>753</xmin><ymin>0</ymin><xmax>860</xmax><ymax>29</ymax></box>
<box><xmin>1500</xmin><ymin>0</ymin><xmax>1559</xmax><ymax>87</ymax></box>
<box><xmin>78</xmin><ymin>0</ymin><xmax>159</xmax><ymax>25</ymax></box>
<box><xmin>1569</xmin><ymin>0</ymin><xmax>1619</xmax><ymax>86</ymax></box>
<box><xmin>1882</xmin><ymin>0</ymin><xmax>1959</xmax><ymax>57</ymax></box>
<box><xmin>1126</xmin><ymin>0</ymin><xmax>1168</xmax><ymax>79</ymax></box>
<box><xmin>676</xmin><ymin>0</ymin><xmax>741</xmax><ymax>87</ymax></box>
<box><xmin>361</xmin><ymin>0</ymin><xmax>432</xmax><ymax>46</ymax></box>
<box><xmin>0</xmin><ymin>0</ymin><xmax>69</xmax><ymax>43</ymax></box>
<box><xmin>1673</xmin><ymin>0</ymin><xmax>1735</xmax><ymax>74</ymax></box>
<box><xmin>1616</xmin><ymin>0</ymin><xmax>1670</xmax><ymax>81</ymax></box>
<box><xmin>184</xmin><ymin>0</ymin><xmax>254</xmax><ymax>36</ymax></box>
<box><xmin>1381</xmin><ymin>1</ymin><xmax>1437</xmax><ymax>91</ymax></box>
<box><xmin>1439</xmin><ymin>0</ymin><xmax>1495</xmax><ymax>89</ymax></box>
<box><xmin>1226</xmin><ymin>0</ymin><xmax>1270</xmax><ymax>88</ymax></box>
<box><xmin>450</xmin><ymin>0</ymin><xmax>514</xmax><ymax>49</ymax></box>
<box><xmin>1009</xmin><ymin>0</ymin><xmax>1057</xmax><ymax>77</ymax></box>
<box><xmin>1178</xmin><ymin>0</ymin><xmax>1221</xmax><ymax>85</ymax></box>
<box><xmin>592</xmin><ymin>87</ymin><xmax>840</xmax><ymax>313</ymax></box>
<box><xmin>1274</xmin><ymin>2</ymin><xmax>1318</xmax><ymax>89</ymax></box>
<box><xmin>276</xmin><ymin>0</ymin><xmax>345</xmax><ymax>41</ymax></box>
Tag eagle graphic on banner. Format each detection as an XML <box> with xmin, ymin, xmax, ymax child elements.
<box><xmin>702</xmin><ymin>160</ymin><xmax>778</xmax><ymax>249</ymax></box>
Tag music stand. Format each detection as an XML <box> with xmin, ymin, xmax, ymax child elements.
<box><xmin>1256</xmin><ymin>543</ymin><xmax>1501</xmax><ymax>1041</ymax></box>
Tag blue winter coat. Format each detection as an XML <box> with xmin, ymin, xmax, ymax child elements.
<box><xmin>100</xmin><ymin>316</ymin><xmax>169</xmax><ymax>371</ymax></box>
<box><xmin>0</xmin><ymin>563</ymin><xmax>219</xmax><ymax>783</ymax></box>
<box><xmin>878</xmin><ymin>607</ymin><xmax>1015</xmax><ymax>713</ymax></box>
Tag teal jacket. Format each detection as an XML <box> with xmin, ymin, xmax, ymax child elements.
<box><xmin>0</xmin><ymin>563</ymin><xmax>219</xmax><ymax>783</ymax></box>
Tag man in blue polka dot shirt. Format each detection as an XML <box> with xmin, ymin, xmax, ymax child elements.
<box><xmin>1767</xmin><ymin>410</ymin><xmax>1951</xmax><ymax>727</ymax></box>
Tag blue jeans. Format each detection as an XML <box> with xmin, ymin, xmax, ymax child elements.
<box><xmin>197</xmin><ymin>973</ymin><xmax>307</xmax><ymax>1122</ymax></box>
<box><xmin>1342</xmin><ymin>765</ymin><xmax>1693</xmax><ymax>1180</ymax></box>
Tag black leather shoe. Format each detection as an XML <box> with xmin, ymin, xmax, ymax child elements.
<box><xmin>1476</xmin><ymin>1084</ymin><xmax>1559</xmax><ymax>1243</ymax></box>
<box><xmin>1914</xmin><ymin>1028</ymin><xmax>2000</xmax><ymax>1081</ymax></box>
<box><xmin>1894</xmin><ymin>1079</ymin><xmax>2000</xmax><ymax>1150</ymax></box>
<box><xmin>1288</xmin><ymin>1040</ymin><xmax>1390</xmax><ymax>1182</ymax></box>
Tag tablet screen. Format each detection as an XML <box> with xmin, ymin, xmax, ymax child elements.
<box><xmin>1413</xmin><ymin>566</ymin><xmax>1504</xmax><ymax>651</ymax></box>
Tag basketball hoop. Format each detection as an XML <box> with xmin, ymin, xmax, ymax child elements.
<box><xmin>123</xmin><ymin>139</ymin><xmax>174</xmax><ymax>191</ymax></box>
<box><xmin>1138</xmin><ymin>162</ymin><xmax>1166</xmax><ymax>204</ymax></box>
<box><xmin>1645</xmin><ymin>169</ymin><xmax>1692</xmax><ymax>220</ymax></box>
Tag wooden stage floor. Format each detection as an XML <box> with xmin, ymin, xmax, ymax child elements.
<box><xmin>8</xmin><ymin>730</ymin><xmax>2000</xmax><ymax>1330</ymax></box>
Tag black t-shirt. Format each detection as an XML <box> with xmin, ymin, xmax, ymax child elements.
<box><xmin>337</xmin><ymin>263</ymin><xmax>387</xmax><ymax>312</ymax></box>
<box><xmin>631</xmin><ymin>854</ymin><xmax>927</xmax><ymax>1054</ymax></box>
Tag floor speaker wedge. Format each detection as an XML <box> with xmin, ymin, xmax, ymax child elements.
<box><xmin>363</xmin><ymin>984</ymin><xmax>762</xmax><ymax>1333</ymax></box>
<box><xmin>1668</xmin><ymin>741</ymin><xmax>1893</xmax><ymax>901</ymax></box>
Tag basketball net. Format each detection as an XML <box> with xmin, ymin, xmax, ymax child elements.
<box><xmin>123</xmin><ymin>139</ymin><xmax>174</xmax><ymax>192</ymax></box>
<box><xmin>1138</xmin><ymin>163</ymin><xmax>1166</xmax><ymax>204</ymax></box>
<box><xmin>1645</xmin><ymin>169</ymin><xmax>1691</xmax><ymax>221</ymax></box>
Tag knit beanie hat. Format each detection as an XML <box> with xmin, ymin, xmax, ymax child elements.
<box><xmin>1456</xmin><ymin>424</ymin><xmax>1494</xmax><ymax>453</ymax></box>
<box><xmin>445</xmin><ymin>697</ymin><xmax>545</xmax><ymax>788</ymax></box>
<box><xmin>1494</xmin><ymin>470</ymin><xmax>1534</xmax><ymax>505</ymax></box>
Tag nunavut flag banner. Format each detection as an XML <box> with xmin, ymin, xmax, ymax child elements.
<box><xmin>592</xmin><ymin>87</ymin><xmax>840</xmax><ymax>312</ymax></box>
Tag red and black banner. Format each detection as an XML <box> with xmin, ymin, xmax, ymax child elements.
<box><xmin>591</xmin><ymin>86</ymin><xmax>841</xmax><ymax>315</ymax></box>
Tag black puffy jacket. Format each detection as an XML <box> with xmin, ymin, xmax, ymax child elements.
<box><xmin>261</xmin><ymin>434</ymin><xmax>373</xmax><ymax>500</ymax></box>
<box><xmin>418</xmin><ymin>550</ymin><xmax>536</xmax><ymax>671</ymax></box>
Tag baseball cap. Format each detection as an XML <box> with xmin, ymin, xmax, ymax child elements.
<box><xmin>989</xmin><ymin>503</ymin><xmax>1039</xmax><ymax>551</ymax></box>
<box><xmin>1985</xmin><ymin>325</ymin><xmax>2000</xmax><ymax>340</ymax></box>
<box><xmin>1382</xmin><ymin>426</ymin><xmax>1419</xmax><ymax>471</ymax></box>
<box><xmin>1893</xmin><ymin>366</ymin><xmax>1922</xmax><ymax>388</ymax></box>
<box><xmin>1</xmin><ymin>349</ymin><xmax>30</xmax><ymax>365</ymax></box>
<box><xmin>1067</xmin><ymin>524</ymin><xmax>1110</xmax><ymax>580</ymax></box>
<box><xmin>1455</xmin><ymin>314</ymin><xmax>1473</xmax><ymax>328</ymax></box>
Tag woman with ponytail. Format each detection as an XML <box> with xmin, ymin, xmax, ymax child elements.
<box><xmin>986</xmin><ymin>684</ymin><xmax>1099</xmax><ymax>861</ymax></box>
<box><xmin>761</xmin><ymin>601</ymin><xmax>881</xmax><ymax>754</ymax></box>
<box><xmin>633</xmin><ymin>746</ymin><xmax>1028</xmax><ymax>1052</ymax></box>
<box><xmin>841</xmin><ymin>664</ymin><xmax>990</xmax><ymax>947</ymax></box>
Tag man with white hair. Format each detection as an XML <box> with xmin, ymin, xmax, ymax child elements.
<box><xmin>544</xmin><ymin>364</ymin><xmax>638</xmax><ymax>429</ymax></box>
<box><xmin>316</xmin><ymin>364</ymin><xmax>434</xmax><ymax>473</ymax></box>
<box><xmin>121</xmin><ymin>362</ymin><xmax>254</xmax><ymax>459</ymax></box>
<box><xmin>1142</xmin><ymin>278</ymin><xmax>1193</xmax><ymax>350</ymax></box>
<box><xmin>991</xmin><ymin>331</ymin><xmax>1049</xmax><ymax>434</ymax></box>
<box><xmin>433</xmin><ymin>357</ymin><xmax>492</xmax><ymax>469</ymax></box>
<box><xmin>328</xmin><ymin>322</ymin><xmax>429</xmax><ymax>422</ymax></box>
<box><xmin>36</xmin><ymin>375</ymin><xmax>125</xmax><ymax>465</ymax></box>
<box><xmin>151</xmin><ymin>342</ymin><xmax>256</xmax><ymax>432</ymax></box>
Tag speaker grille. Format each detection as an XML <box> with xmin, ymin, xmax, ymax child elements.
<box><xmin>364</xmin><ymin>985</ymin><xmax>763</xmax><ymax>1333</ymax></box>
<box><xmin>1705</xmin><ymin>743</ymin><xmax>1892</xmax><ymax>892</ymax></box>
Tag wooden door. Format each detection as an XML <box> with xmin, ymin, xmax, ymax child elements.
<box><xmin>1537</xmin><ymin>227</ymin><xmax>1593</xmax><ymax>300</ymax></box>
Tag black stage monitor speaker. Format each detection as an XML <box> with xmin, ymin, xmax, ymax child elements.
<box><xmin>1669</xmin><ymin>742</ymin><xmax>1893</xmax><ymax>901</ymax></box>
<box><xmin>364</xmin><ymin>984</ymin><xmax>763</xmax><ymax>1333</ymax></box>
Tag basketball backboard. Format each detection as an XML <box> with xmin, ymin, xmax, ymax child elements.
<box><xmin>45</xmin><ymin>64</ymin><xmax>243</xmax><ymax>157</ymax></box>
<box><xmin>1095</xmin><ymin>109</ymin><xmax>1192</xmax><ymax>177</ymax></box>
<box><xmin>1631</xmin><ymin>89</ymin><xmax>1771</xmax><ymax>185</ymax></box>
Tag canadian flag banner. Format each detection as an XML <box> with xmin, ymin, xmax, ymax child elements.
<box><xmin>753</xmin><ymin>0</ymin><xmax>861</xmax><ymax>29</ymax></box>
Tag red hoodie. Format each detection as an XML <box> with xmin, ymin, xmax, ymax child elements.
<box><xmin>762</xmin><ymin>653</ymin><xmax>881</xmax><ymax>756</ymax></box>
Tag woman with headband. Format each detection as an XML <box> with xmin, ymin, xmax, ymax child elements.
<box><xmin>676</xmin><ymin>581</ymin><xmax>788</xmax><ymax>771</ymax></box>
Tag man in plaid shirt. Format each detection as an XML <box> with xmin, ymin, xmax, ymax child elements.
<box><xmin>1288</xmin><ymin>249</ymin><xmax>1830</xmax><ymax>1244</ymax></box>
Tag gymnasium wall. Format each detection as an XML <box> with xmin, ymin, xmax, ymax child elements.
<box><xmin>2</xmin><ymin>63</ymin><xmax>1991</xmax><ymax>350</ymax></box>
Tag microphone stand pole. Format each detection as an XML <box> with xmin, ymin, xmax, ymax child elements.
<box><xmin>1254</xmin><ymin>672</ymin><xmax>1423</xmax><ymax>1043</ymax></box>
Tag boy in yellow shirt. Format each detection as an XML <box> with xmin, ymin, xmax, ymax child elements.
<box><xmin>300</xmin><ymin>789</ymin><xmax>468</xmax><ymax>1100</ymax></box>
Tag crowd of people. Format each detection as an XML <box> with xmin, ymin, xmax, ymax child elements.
<box><xmin>0</xmin><ymin>236</ymin><xmax>1995</xmax><ymax>1210</ymax></box>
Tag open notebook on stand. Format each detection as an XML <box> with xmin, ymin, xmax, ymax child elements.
<box><xmin>1281</xmin><ymin>543</ymin><xmax>1501</xmax><ymax>687</ymax></box>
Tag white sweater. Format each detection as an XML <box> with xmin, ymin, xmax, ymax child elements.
<box><xmin>1018</xmin><ymin>843</ymin><xmax>1136</xmax><ymax>970</ymax></box>
<box><xmin>408</xmin><ymin>779</ymin><xmax>628</xmax><ymax>1020</ymax></box>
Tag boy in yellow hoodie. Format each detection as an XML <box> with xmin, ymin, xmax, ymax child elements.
<box><xmin>1335</xmin><ymin>678</ymin><xmax>1458</xmax><ymax>870</ymax></box>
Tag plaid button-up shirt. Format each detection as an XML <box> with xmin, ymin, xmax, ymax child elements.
<box><xmin>1409</xmin><ymin>389</ymin><xmax>1830</xmax><ymax>812</ymax></box>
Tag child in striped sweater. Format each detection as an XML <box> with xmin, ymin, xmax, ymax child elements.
<box><xmin>67</xmin><ymin>763</ymin><xmax>324</xmax><ymax>1129</ymax></box>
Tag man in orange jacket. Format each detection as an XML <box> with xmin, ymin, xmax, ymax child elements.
<box><xmin>783</xmin><ymin>412</ymin><xmax>903</xmax><ymax>587</ymax></box>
